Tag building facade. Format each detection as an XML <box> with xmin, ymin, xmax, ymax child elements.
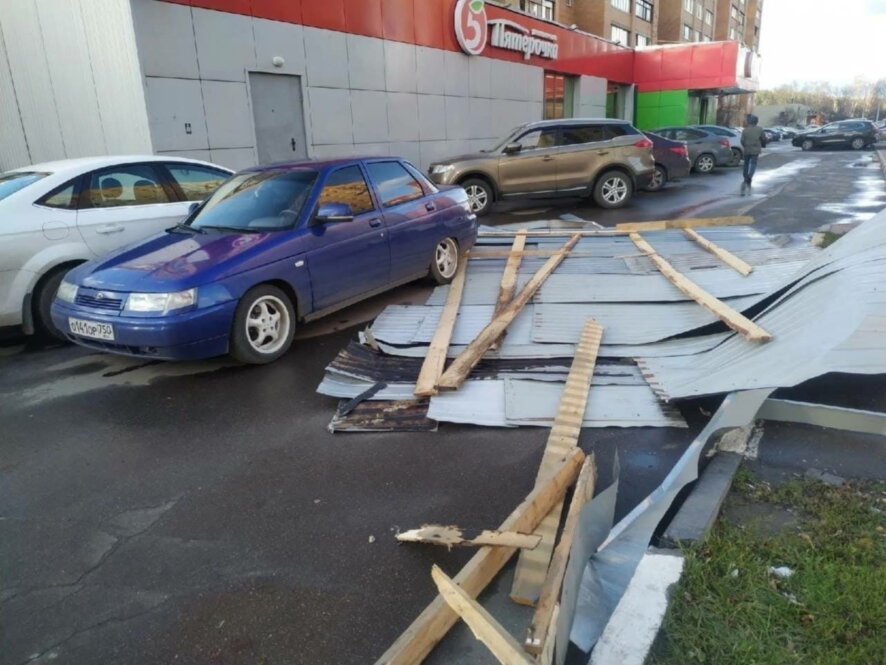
<box><xmin>657</xmin><ymin>0</ymin><xmax>717</xmax><ymax>44</ymax></box>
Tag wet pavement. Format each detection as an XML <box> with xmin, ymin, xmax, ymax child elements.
<box><xmin>1</xmin><ymin>144</ymin><xmax>885</xmax><ymax>665</ymax></box>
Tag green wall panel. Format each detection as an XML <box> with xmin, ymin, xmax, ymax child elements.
<box><xmin>634</xmin><ymin>89</ymin><xmax>690</xmax><ymax>129</ymax></box>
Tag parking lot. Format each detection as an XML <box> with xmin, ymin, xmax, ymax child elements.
<box><xmin>3</xmin><ymin>144</ymin><xmax>886</xmax><ymax>665</ymax></box>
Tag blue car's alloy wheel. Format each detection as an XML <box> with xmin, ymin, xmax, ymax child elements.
<box><xmin>230</xmin><ymin>285</ymin><xmax>296</xmax><ymax>364</ymax></box>
<box><xmin>431</xmin><ymin>237</ymin><xmax>459</xmax><ymax>285</ymax></box>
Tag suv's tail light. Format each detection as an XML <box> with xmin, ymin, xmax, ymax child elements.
<box><xmin>668</xmin><ymin>145</ymin><xmax>688</xmax><ymax>156</ymax></box>
<box><xmin>718</xmin><ymin>138</ymin><xmax>730</xmax><ymax>147</ymax></box>
<box><xmin>634</xmin><ymin>137</ymin><xmax>653</xmax><ymax>149</ymax></box>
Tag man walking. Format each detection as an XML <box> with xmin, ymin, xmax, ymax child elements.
<box><xmin>740</xmin><ymin>114</ymin><xmax>765</xmax><ymax>186</ymax></box>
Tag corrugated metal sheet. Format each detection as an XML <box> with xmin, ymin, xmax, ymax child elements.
<box><xmin>328</xmin><ymin>400</ymin><xmax>437</xmax><ymax>432</ymax></box>
<box><xmin>368</xmin><ymin>337</ymin><xmax>579</xmax><ymax>359</ymax></box>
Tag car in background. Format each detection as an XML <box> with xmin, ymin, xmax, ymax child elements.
<box><xmin>427</xmin><ymin>118</ymin><xmax>654</xmax><ymax>215</ymax></box>
<box><xmin>642</xmin><ymin>131</ymin><xmax>691</xmax><ymax>191</ymax></box>
<box><xmin>791</xmin><ymin>120</ymin><xmax>879</xmax><ymax>151</ymax></box>
<box><xmin>762</xmin><ymin>128</ymin><xmax>782</xmax><ymax>142</ymax></box>
<box><xmin>773</xmin><ymin>126</ymin><xmax>799</xmax><ymax>140</ymax></box>
<box><xmin>649</xmin><ymin>127</ymin><xmax>733</xmax><ymax>173</ymax></box>
<box><xmin>0</xmin><ymin>156</ymin><xmax>232</xmax><ymax>338</ymax></box>
<box><xmin>52</xmin><ymin>158</ymin><xmax>477</xmax><ymax>364</ymax></box>
<box><xmin>694</xmin><ymin>125</ymin><xmax>744</xmax><ymax>165</ymax></box>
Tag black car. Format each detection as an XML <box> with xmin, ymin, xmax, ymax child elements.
<box><xmin>792</xmin><ymin>120</ymin><xmax>878</xmax><ymax>151</ymax></box>
<box><xmin>642</xmin><ymin>131</ymin><xmax>691</xmax><ymax>191</ymax></box>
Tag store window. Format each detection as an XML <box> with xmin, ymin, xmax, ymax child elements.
<box><xmin>705</xmin><ymin>8</ymin><xmax>713</xmax><ymax>24</ymax></box>
<box><xmin>543</xmin><ymin>72</ymin><xmax>576</xmax><ymax>119</ymax></box>
<box><xmin>610</xmin><ymin>24</ymin><xmax>630</xmax><ymax>44</ymax></box>
<box><xmin>520</xmin><ymin>0</ymin><xmax>554</xmax><ymax>20</ymax></box>
<box><xmin>635</xmin><ymin>0</ymin><xmax>653</xmax><ymax>21</ymax></box>
<box><xmin>636</xmin><ymin>33</ymin><xmax>650</xmax><ymax>47</ymax></box>
<box><xmin>683</xmin><ymin>23</ymin><xmax>692</xmax><ymax>39</ymax></box>
<box><xmin>611</xmin><ymin>0</ymin><xmax>630</xmax><ymax>12</ymax></box>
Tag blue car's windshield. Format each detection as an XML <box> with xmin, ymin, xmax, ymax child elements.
<box><xmin>0</xmin><ymin>171</ymin><xmax>48</xmax><ymax>202</ymax></box>
<box><xmin>190</xmin><ymin>169</ymin><xmax>318</xmax><ymax>231</ymax></box>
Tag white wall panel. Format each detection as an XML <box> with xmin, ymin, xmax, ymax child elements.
<box><xmin>416</xmin><ymin>47</ymin><xmax>445</xmax><ymax>95</ymax></box>
<box><xmin>387</xmin><ymin>93</ymin><xmax>420</xmax><ymax>142</ymax></box>
<box><xmin>468</xmin><ymin>56</ymin><xmax>491</xmax><ymax>99</ymax></box>
<box><xmin>443</xmin><ymin>51</ymin><xmax>470</xmax><ymax>97</ymax></box>
<box><xmin>389</xmin><ymin>141</ymin><xmax>421</xmax><ymax>166</ymax></box>
<box><xmin>210</xmin><ymin>148</ymin><xmax>257</xmax><ymax>171</ymax></box>
<box><xmin>347</xmin><ymin>34</ymin><xmax>385</xmax><ymax>91</ymax></box>
<box><xmin>202</xmin><ymin>81</ymin><xmax>254</xmax><ymax>149</ymax></box>
<box><xmin>130</xmin><ymin>0</ymin><xmax>198</xmax><ymax>79</ymax></box>
<box><xmin>193</xmin><ymin>8</ymin><xmax>255</xmax><ymax>82</ymax></box>
<box><xmin>445</xmin><ymin>96</ymin><xmax>470</xmax><ymax>140</ymax></box>
<box><xmin>384</xmin><ymin>41</ymin><xmax>417</xmax><ymax>93</ymax></box>
<box><xmin>419</xmin><ymin>139</ymin><xmax>452</xmax><ymax>171</ymax></box>
<box><xmin>354</xmin><ymin>142</ymin><xmax>391</xmax><ymax>156</ymax></box>
<box><xmin>308</xmin><ymin>87</ymin><xmax>353</xmax><ymax>145</ymax></box>
<box><xmin>254</xmin><ymin>18</ymin><xmax>305</xmax><ymax>75</ymax></box>
<box><xmin>418</xmin><ymin>95</ymin><xmax>447</xmax><ymax>141</ymax></box>
<box><xmin>351</xmin><ymin>90</ymin><xmax>389</xmax><ymax>143</ymax></box>
<box><xmin>311</xmin><ymin>143</ymin><xmax>358</xmax><ymax>159</ymax></box>
<box><xmin>304</xmin><ymin>27</ymin><xmax>348</xmax><ymax>88</ymax></box>
<box><xmin>157</xmin><ymin>148</ymin><xmax>212</xmax><ymax>163</ymax></box>
<box><xmin>467</xmin><ymin>97</ymin><xmax>492</xmax><ymax>140</ymax></box>
<box><xmin>0</xmin><ymin>27</ymin><xmax>30</xmax><ymax>169</ymax></box>
<box><xmin>145</xmin><ymin>77</ymin><xmax>208</xmax><ymax>151</ymax></box>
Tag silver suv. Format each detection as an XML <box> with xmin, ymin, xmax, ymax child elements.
<box><xmin>428</xmin><ymin>118</ymin><xmax>655</xmax><ymax>215</ymax></box>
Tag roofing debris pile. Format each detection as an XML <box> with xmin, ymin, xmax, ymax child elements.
<box><xmin>315</xmin><ymin>209</ymin><xmax>886</xmax><ymax>665</ymax></box>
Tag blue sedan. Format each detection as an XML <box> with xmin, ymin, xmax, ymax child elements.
<box><xmin>52</xmin><ymin>157</ymin><xmax>477</xmax><ymax>363</ymax></box>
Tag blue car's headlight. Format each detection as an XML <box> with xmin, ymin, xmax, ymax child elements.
<box><xmin>56</xmin><ymin>281</ymin><xmax>78</xmax><ymax>303</ymax></box>
<box><xmin>126</xmin><ymin>288</ymin><xmax>197</xmax><ymax>313</ymax></box>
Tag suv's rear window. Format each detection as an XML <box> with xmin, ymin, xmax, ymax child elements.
<box><xmin>562</xmin><ymin>125</ymin><xmax>608</xmax><ymax>145</ymax></box>
<box><xmin>607</xmin><ymin>124</ymin><xmax>640</xmax><ymax>137</ymax></box>
<box><xmin>0</xmin><ymin>171</ymin><xmax>48</xmax><ymax>202</ymax></box>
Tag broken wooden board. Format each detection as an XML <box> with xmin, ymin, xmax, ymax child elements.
<box><xmin>396</xmin><ymin>525</ymin><xmax>541</xmax><ymax>550</ymax></box>
<box><xmin>431</xmin><ymin>565</ymin><xmax>536</xmax><ymax>665</ymax></box>
<box><xmin>682</xmin><ymin>228</ymin><xmax>754</xmax><ymax>276</ymax></box>
<box><xmin>525</xmin><ymin>454</ymin><xmax>597</xmax><ymax>655</ymax></box>
<box><xmin>510</xmin><ymin>319</ymin><xmax>603</xmax><ymax>606</ymax></box>
<box><xmin>491</xmin><ymin>230</ymin><xmax>527</xmax><ymax>351</ymax></box>
<box><xmin>373</xmin><ymin>448</ymin><xmax>585</xmax><ymax>665</ymax></box>
<box><xmin>414</xmin><ymin>258</ymin><xmax>468</xmax><ymax>397</ymax></box>
<box><xmin>436</xmin><ymin>234</ymin><xmax>581</xmax><ymax>391</ymax></box>
<box><xmin>615</xmin><ymin>216</ymin><xmax>754</xmax><ymax>232</ymax></box>
<box><xmin>629</xmin><ymin>233</ymin><xmax>772</xmax><ymax>342</ymax></box>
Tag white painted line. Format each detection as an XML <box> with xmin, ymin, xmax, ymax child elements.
<box><xmin>589</xmin><ymin>551</ymin><xmax>685</xmax><ymax>665</ymax></box>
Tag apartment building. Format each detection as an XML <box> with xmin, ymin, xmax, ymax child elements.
<box><xmin>657</xmin><ymin>0</ymin><xmax>717</xmax><ymax>43</ymax></box>
<box><xmin>554</xmin><ymin>0</ymin><xmax>657</xmax><ymax>48</ymax></box>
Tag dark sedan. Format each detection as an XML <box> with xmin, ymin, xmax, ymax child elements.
<box><xmin>792</xmin><ymin>120</ymin><xmax>878</xmax><ymax>151</ymax></box>
<box><xmin>650</xmin><ymin>126</ymin><xmax>733</xmax><ymax>173</ymax></box>
<box><xmin>642</xmin><ymin>131</ymin><xmax>691</xmax><ymax>191</ymax></box>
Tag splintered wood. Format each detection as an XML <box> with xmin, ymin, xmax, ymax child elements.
<box><xmin>372</xmin><ymin>448</ymin><xmax>585</xmax><ymax>665</ymax></box>
<box><xmin>629</xmin><ymin>233</ymin><xmax>773</xmax><ymax>342</ymax></box>
<box><xmin>396</xmin><ymin>525</ymin><xmax>541</xmax><ymax>550</ymax></box>
<box><xmin>491</xmin><ymin>230</ymin><xmax>527</xmax><ymax>351</ymax></box>
<box><xmin>682</xmin><ymin>228</ymin><xmax>754</xmax><ymax>276</ymax></box>
<box><xmin>510</xmin><ymin>319</ymin><xmax>603</xmax><ymax>606</ymax></box>
<box><xmin>413</xmin><ymin>258</ymin><xmax>468</xmax><ymax>397</ymax></box>
<box><xmin>436</xmin><ymin>234</ymin><xmax>581</xmax><ymax>390</ymax></box>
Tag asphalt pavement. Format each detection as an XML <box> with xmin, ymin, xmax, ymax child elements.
<box><xmin>2</xmin><ymin>143</ymin><xmax>885</xmax><ymax>665</ymax></box>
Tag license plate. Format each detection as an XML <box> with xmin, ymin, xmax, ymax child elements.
<box><xmin>69</xmin><ymin>317</ymin><xmax>115</xmax><ymax>341</ymax></box>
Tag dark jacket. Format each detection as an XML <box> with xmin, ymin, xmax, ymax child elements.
<box><xmin>741</xmin><ymin>125</ymin><xmax>765</xmax><ymax>156</ymax></box>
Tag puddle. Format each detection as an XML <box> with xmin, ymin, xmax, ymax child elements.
<box><xmin>816</xmin><ymin>168</ymin><xmax>886</xmax><ymax>224</ymax></box>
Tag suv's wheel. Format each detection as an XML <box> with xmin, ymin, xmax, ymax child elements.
<box><xmin>801</xmin><ymin>139</ymin><xmax>814</xmax><ymax>151</ymax></box>
<box><xmin>730</xmin><ymin>148</ymin><xmax>743</xmax><ymax>166</ymax></box>
<box><xmin>230</xmin><ymin>284</ymin><xmax>296</xmax><ymax>364</ymax></box>
<box><xmin>646</xmin><ymin>165</ymin><xmax>667</xmax><ymax>192</ymax></box>
<box><xmin>693</xmin><ymin>154</ymin><xmax>716</xmax><ymax>173</ymax></box>
<box><xmin>593</xmin><ymin>171</ymin><xmax>633</xmax><ymax>209</ymax></box>
<box><xmin>461</xmin><ymin>178</ymin><xmax>493</xmax><ymax>216</ymax></box>
<box><xmin>850</xmin><ymin>137</ymin><xmax>865</xmax><ymax>150</ymax></box>
<box><xmin>34</xmin><ymin>267</ymin><xmax>72</xmax><ymax>341</ymax></box>
<box><xmin>430</xmin><ymin>237</ymin><xmax>459</xmax><ymax>285</ymax></box>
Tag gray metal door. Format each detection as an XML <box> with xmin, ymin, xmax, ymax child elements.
<box><xmin>249</xmin><ymin>73</ymin><xmax>308</xmax><ymax>164</ymax></box>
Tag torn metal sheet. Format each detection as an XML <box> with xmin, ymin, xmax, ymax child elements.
<box><xmin>570</xmin><ymin>389</ymin><xmax>773</xmax><ymax>654</ymax></box>
<box><xmin>367</xmin><ymin>337</ymin><xmax>579</xmax><ymax>360</ymax></box>
<box><xmin>624</xmin><ymin>245</ymin><xmax>820</xmax><ymax>274</ymax></box>
<box><xmin>757</xmin><ymin>399</ymin><xmax>886</xmax><ymax>435</ymax></box>
<box><xmin>327</xmin><ymin>399</ymin><xmax>437</xmax><ymax>432</ymax></box>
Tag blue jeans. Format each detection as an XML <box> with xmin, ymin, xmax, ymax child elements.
<box><xmin>743</xmin><ymin>154</ymin><xmax>759</xmax><ymax>181</ymax></box>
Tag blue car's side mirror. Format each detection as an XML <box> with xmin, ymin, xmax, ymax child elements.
<box><xmin>315</xmin><ymin>202</ymin><xmax>354</xmax><ymax>223</ymax></box>
<box><xmin>188</xmin><ymin>201</ymin><xmax>200</xmax><ymax>214</ymax></box>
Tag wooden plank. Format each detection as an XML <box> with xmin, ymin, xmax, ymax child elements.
<box><xmin>431</xmin><ymin>565</ymin><xmax>536</xmax><ymax>665</ymax></box>
<box><xmin>629</xmin><ymin>233</ymin><xmax>773</xmax><ymax>342</ymax></box>
<box><xmin>538</xmin><ymin>604</ymin><xmax>559</xmax><ymax>665</ymax></box>
<box><xmin>413</xmin><ymin>258</ymin><xmax>468</xmax><ymax>397</ymax></box>
<box><xmin>614</xmin><ymin>216</ymin><xmax>754</xmax><ymax>232</ymax></box>
<box><xmin>436</xmin><ymin>234</ymin><xmax>581</xmax><ymax>391</ymax></box>
<box><xmin>373</xmin><ymin>448</ymin><xmax>586</xmax><ymax>665</ymax></box>
<box><xmin>510</xmin><ymin>319</ymin><xmax>603</xmax><ymax>606</ymax></box>
<box><xmin>396</xmin><ymin>525</ymin><xmax>542</xmax><ymax>550</ymax></box>
<box><xmin>682</xmin><ymin>228</ymin><xmax>754</xmax><ymax>276</ymax></box>
<box><xmin>490</xmin><ymin>230</ymin><xmax>527</xmax><ymax>351</ymax></box>
<box><xmin>525</xmin><ymin>455</ymin><xmax>597</xmax><ymax>655</ymax></box>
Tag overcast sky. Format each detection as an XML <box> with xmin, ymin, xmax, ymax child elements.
<box><xmin>758</xmin><ymin>0</ymin><xmax>886</xmax><ymax>88</ymax></box>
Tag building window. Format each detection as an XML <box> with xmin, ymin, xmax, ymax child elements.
<box><xmin>683</xmin><ymin>23</ymin><xmax>692</xmax><ymax>40</ymax></box>
<box><xmin>729</xmin><ymin>26</ymin><xmax>736</xmax><ymax>39</ymax></box>
<box><xmin>702</xmin><ymin>34</ymin><xmax>711</xmax><ymax>41</ymax></box>
<box><xmin>636</xmin><ymin>33</ymin><xmax>650</xmax><ymax>46</ymax></box>
<box><xmin>738</xmin><ymin>10</ymin><xmax>745</xmax><ymax>24</ymax></box>
<box><xmin>610</xmin><ymin>24</ymin><xmax>630</xmax><ymax>44</ymax></box>
<box><xmin>611</xmin><ymin>0</ymin><xmax>630</xmax><ymax>12</ymax></box>
<box><xmin>705</xmin><ymin>8</ymin><xmax>713</xmax><ymax>24</ymax></box>
<box><xmin>731</xmin><ymin>4</ymin><xmax>738</xmax><ymax>19</ymax></box>
<box><xmin>520</xmin><ymin>0</ymin><xmax>554</xmax><ymax>20</ymax></box>
<box><xmin>695</xmin><ymin>2</ymin><xmax>702</xmax><ymax>18</ymax></box>
<box><xmin>543</xmin><ymin>72</ymin><xmax>575</xmax><ymax>119</ymax></box>
<box><xmin>635</xmin><ymin>0</ymin><xmax>653</xmax><ymax>21</ymax></box>
<box><xmin>684</xmin><ymin>0</ymin><xmax>693</xmax><ymax>11</ymax></box>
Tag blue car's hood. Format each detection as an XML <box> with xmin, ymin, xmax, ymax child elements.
<box><xmin>76</xmin><ymin>230</ymin><xmax>280</xmax><ymax>292</ymax></box>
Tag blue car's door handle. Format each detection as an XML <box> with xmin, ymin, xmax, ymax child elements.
<box><xmin>369</xmin><ymin>218</ymin><xmax>382</xmax><ymax>228</ymax></box>
<box><xmin>425</xmin><ymin>202</ymin><xmax>436</xmax><ymax>212</ymax></box>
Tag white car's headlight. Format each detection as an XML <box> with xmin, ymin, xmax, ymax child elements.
<box><xmin>126</xmin><ymin>288</ymin><xmax>197</xmax><ymax>313</ymax></box>
<box><xmin>430</xmin><ymin>164</ymin><xmax>454</xmax><ymax>175</ymax></box>
<box><xmin>56</xmin><ymin>281</ymin><xmax>78</xmax><ymax>303</ymax></box>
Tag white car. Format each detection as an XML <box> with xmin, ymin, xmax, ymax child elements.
<box><xmin>0</xmin><ymin>155</ymin><xmax>232</xmax><ymax>337</ymax></box>
<box><xmin>694</xmin><ymin>125</ymin><xmax>744</xmax><ymax>165</ymax></box>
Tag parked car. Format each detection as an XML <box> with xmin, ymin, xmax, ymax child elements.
<box><xmin>649</xmin><ymin>127</ymin><xmax>733</xmax><ymax>173</ymax></box>
<box><xmin>0</xmin><ymin>156</ymin><xmax>232</xmax><ymax>338</ymax></box>
<box><xmin>792</xmin><ymin>120</ymin><xmax>879</xmax><ymax>151</ymax></box>
<box><xmin>773</xmin><ymin>126</ymin><xmax>799</xmax><ymax>140</ymax></box>
<box><xmin>52</xmin><ymin>158</ymin><xmax>477</xmax><ymax>364</ymax></box>
<box><xmin>427</xmin><ymin>118</ymin><xmax>654</xmax><ymax>215</ymax></box>
<box><xmin>642</xmin><ymin>131</ymin><xmax>691</xmax><ymax>191</ymax></box>
<box><xmin>762</xmin><ymin>128</ymin><xmax>781</xmax><ymax>142</ymax></box>
<box><xmin>694</xmin><ymin>125</ymin><xmax>744</xmax><ymax>165</ymax></box>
